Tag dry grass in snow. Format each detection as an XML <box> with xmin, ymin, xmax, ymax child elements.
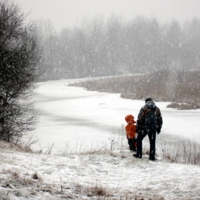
<box><xmin>0</xmin><ymin>140</ymin><xmax>200</xmax><ymax>200</ymax></box>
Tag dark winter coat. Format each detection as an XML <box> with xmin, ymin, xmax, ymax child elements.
<box><xmin>137</xmin><ymin>101</ymin><xmax>163</xmax><ymax>133</ymax></box>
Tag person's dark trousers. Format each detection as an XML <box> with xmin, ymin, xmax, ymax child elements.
<box><xmin>148</xmin><ymin>131</ymin><xmax>156</xmax><ymax>159</ymax></box>
<box><xmin>128</xmin><ymin>139</ymin><xmax>135</xmax><ymax>151</ymax></box>
<box><xmin>136</xmin><ymin>131</ymin><xmax>146</xmax><ymax>157</ymax></box>
<box><xmin>136</xmin><ymin>130</ymin><xmax>156</xmax><ymax>158</ymax></box>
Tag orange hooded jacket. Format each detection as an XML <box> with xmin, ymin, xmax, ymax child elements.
<box><xmin>125</xmin><ymin>114</ymin><xmax>137</xmax><ymax>139</ymax></box>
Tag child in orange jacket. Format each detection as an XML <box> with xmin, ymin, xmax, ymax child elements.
<box><xmin>125</xmin><ymin>114</ymin><xmax>137</xmax><ymax>151</ymax></box>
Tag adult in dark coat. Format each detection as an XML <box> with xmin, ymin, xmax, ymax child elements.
<box><xmin>134</xmin><ymin>98</ymin><xmax>163</xmax><ymax>160</ymax></box>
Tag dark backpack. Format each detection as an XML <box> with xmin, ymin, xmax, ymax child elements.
<box><xmin>144</xmin><ymin>108</ymin><xmax>157</xmax><ymax>132</ymax></box>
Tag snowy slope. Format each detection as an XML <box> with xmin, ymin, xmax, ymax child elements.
<box><xmin>0</xmin><ymin>143</ymin><xmax>200</xmax><ymax>200</ymax></box>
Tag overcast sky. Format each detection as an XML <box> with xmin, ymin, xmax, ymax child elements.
<box><xmin>13</xmin><ymin>0</ymin><xmax>200</xmax><ymax>32</ymax></box>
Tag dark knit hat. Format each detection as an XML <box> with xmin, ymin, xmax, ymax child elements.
<box><xmin>145</xmin><ymin>98</ymin><xmax>152</xmax><ymax>103</ymax></box>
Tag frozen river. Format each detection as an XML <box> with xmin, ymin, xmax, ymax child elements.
<box><xmin>26</xmin><ymin>79</ymin><xmax>200</xmax><ymax>154</ymax></box>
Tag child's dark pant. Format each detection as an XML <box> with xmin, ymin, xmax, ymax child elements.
<box><xmin>128</xmin><ymin>138</ymin><xmax>137</xmax><ymax>151</ymax></box>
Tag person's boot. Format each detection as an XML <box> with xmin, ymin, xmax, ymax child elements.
<box><xmin>133</xmin><ymin>154</ymin><xmax>142</xmax><ymax>159</ymax></box>
<box><xmin>149</xmin><ymin>150</ymin><xmax>156</xmax><ymax>161</ymax></box>
<box><xmin>149</xmin><ymin>155</ymin><xmax>155</xmax><ymax>161</ymax></box>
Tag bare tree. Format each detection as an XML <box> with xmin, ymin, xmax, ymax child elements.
<box><xmin>0</xmin><ymin>1</ymin><xmax>40</xmax><ymax>142</ymax></box>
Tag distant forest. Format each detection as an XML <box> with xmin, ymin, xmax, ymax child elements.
<box><xmin>35</xmin><ymin>16</ymin><xmax>200</xmax><ymax>80</ymax></box>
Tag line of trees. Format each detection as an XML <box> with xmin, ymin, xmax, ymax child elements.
<box><xmin>0</xmin><ymin>1</ymin><xmax>40</xmax><ymax>142</ymax></box>
<box><xmin>36</xmin><ymin>15</ymin><xmax>200</xmax><ymax>80</ymax></box>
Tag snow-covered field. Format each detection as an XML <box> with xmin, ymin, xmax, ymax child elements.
<box><xmin>1</xmin><ymin>78</ymin><xmax>200</xmax><ymax>200</ymax></box>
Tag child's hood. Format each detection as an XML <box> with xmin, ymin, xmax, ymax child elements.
<box><xmin>125</xmin><ymin>114</ymin><xmax>136</xmax><ymax>124</ymax></box>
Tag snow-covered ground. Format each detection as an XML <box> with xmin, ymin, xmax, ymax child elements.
<box><xmin>1</xmin><ymin>78</ymin><xmax>200</xmax><ymax>200</ymax></box>
<box><xmin>1</xmin><ymin>144</ymin><xmax>200</xmax><ymax>200</ymax></box>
